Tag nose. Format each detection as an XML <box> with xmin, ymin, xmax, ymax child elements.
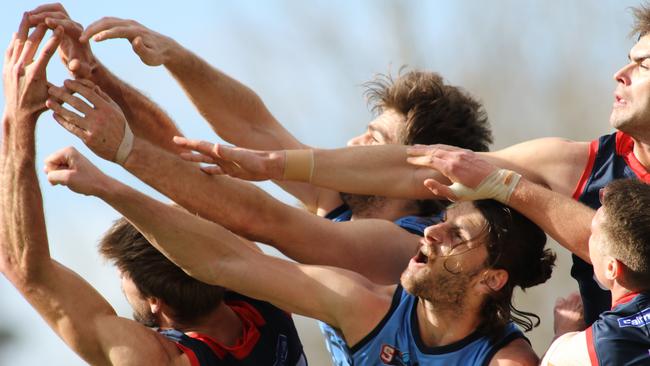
<box><xmin>423</xmin><ymin>223</ymin><xmax>448</xmax><ymax>246</ymax></box>
<box><xmin>347</xmin><ymin>133</ymin><xmax>366</xmax><ymax>146</ymax></box>
<box><xmin>613</xmin><ymin>62</ymin><xmax>633</xmax><ymax>86</ymax></box>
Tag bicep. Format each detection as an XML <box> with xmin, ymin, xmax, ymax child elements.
<box><xmin>11</xmin><ymin>261</ymin><xmax>174</xmax><ymax>365</ymax></box>
<box><xmin>484</xmin><ymin>138</ymin><xmax>590</xmax><ymax>195</ymax></box>
<box><xmin>271</xmin><ymin>212</ymin><xmax>419</xmax><ymax>284</ymax></box>
<box><xmin>218</xmin><ymin>253</ymin><xmax>389</xmax><ymax>343</ymax></box>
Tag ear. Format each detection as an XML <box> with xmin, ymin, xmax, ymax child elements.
<box><xmin>604</xmin><ymin>256</ymin><xmax>620</xmax><ymax>281</ymax></box>
<box><xmin>479</xmin><ymin>269</ymin><xmax>509</xmax><ymax>293</ymax></box>
<box><xmin>147</xmin><ymin>297</ymin><xmax>162</xmax><ymax>314</ymax></box>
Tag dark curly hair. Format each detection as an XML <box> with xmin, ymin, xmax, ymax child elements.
<box><xmin>472</xmin><ymin>200</ymin><xmax>556</xmax><ymax>337</ymax></box>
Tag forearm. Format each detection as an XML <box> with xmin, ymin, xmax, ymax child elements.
<box><xmin>309</xmin><ymin>145</ymin><xmax>437</xmax><ymax>198</ymax></box>
<box><xmin>0</xmin><ymin>116</ymin><xmax>50</xmax><ymax>282</ymax></box>
<box><xmin>123</xmin><ymin>137</ymin><xmax>298</xmax><ymax>242</ymax></box>
<box><xmin>89</xmin><ymin>62</ymin><xmax>184</xmax><ymax>154</ymax></box>
<box><xmin>99</xmin><ymin>175</ymin><xmax>247</xmax><ymax>284</ymax></box>
<box><xmin>508</xmin><ymin>179</ymin><xmax>593</xmax><ymax>261</ymax></box>
<box><xmin>164</xmin><ymin>46</ymin><xmax>300</xmax><ymax>150</ymax></box>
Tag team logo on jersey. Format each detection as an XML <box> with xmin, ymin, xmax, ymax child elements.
<box><xmin>379</xmin><ymin>344</ymin><xmax>409</xmax><ymax>365</ymax></box>
<box><xmin>617</xmin><ymin>307</ymin><xmax>650</xmax><ymax>328</ymax></box>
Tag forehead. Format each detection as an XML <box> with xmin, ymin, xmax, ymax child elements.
<box><xmin>446</xmin><ymin>202</ymin><xmax>487</xmax><ymax>234</ymax></box>
<box><xmin>368</xmin><ymin>108</ymin><xmax>405</xmax><ymax>131</ymax></box>
<box><xmin>630</xmin><ymin>34</ymin><xmax>650</xmax><ymax>59</ymax></box>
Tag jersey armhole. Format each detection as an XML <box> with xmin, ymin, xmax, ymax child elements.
<box><xmin>348</xmin><ymin>285</ymin><xmax>403</xmax><ymax>352</ymax></box>
<box><xmin>572</xmin><ymin>139</ymin><xmax>599</xmax><ymax>200</ymax></box>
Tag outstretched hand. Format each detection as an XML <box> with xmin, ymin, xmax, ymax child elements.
<box><xmin>26</xmin><ymin>3</ymin><xmax>96</xmax><ymax>79</ymax></box>
<box><xmin>81</xmin><ymin>17</ymin><xmax>176</xmax><ymax>66</ymax></box>
<box><xmin>44</xmin><ymin>146</ymin><xmax>110</xmax><ymax>196</ymax></box>
<box><xmin>173</xmin><ymin>136</ymin><xmax>285</xmax><ymax>181</ymax></box>
<box><xmin>3</xmin><ymin>13</ymin><xmax>62</xmax><ymax>122</ymax></box>
<box><xmin>406</xmin><ymin>144</ymin><xmax>499</xmax><ymax>201</ymax></box>
<box><xmin>46</xmin><ymin>78</ymin><xmax>130</xmax><ymax>163</ymax></box>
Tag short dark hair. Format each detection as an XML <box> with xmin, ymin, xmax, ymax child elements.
<box><xmin>473</xmin><ymin>200</ymin><xmax>556</xmax><ymax>335</ymax></box>
<box><xmin>631</xmin><ymin>3</ymin><xmax>650</xmax><ymax>38</ymax></box>
<box><xmin>364</xmin><ymin>69</ymin><xmax>493</xmax><ymax>215</ymax></box>
<box><xmin>99</xmin><ymin>218</ymin><xmax>225</xmax><ymax>325</ymax></box>
<box><xmin>601</xmin><ymin>179</ymin><xmax>650</xmax><ymax>290</ymax></box>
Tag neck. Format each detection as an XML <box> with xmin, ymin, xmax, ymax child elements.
<box><xmin>610</xmin><ymin>282</ymin><xmax>639</xmax><ymax>307</ymax></box>
<box><xmin>632</xmin><ymin>136</ymin><xmax>650</xmax><ymax>170</ymax></box>
<box><xmin>161</xmin><ymin>302</ymin><xmax>243</xmax><ymax>346</ymax></box>
<box><xmin>415</xmin><ymin>296</ymin><xmax>483</xmax><ymax>347</ymax></box>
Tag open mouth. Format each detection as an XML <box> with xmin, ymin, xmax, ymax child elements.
<box><xmin>414</xmin><ymin>249</ymin><xmax>429</xmax><ymax>264</ymax></box>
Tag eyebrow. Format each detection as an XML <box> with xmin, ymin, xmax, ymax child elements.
<box><xmin>629</xmin><ymin>53</ymin><xmax>650</xmax><ymax>63</ymax></box>
<box><xmin>368</xmin><ymin>124</ymin><xmax>387</xmax><ymax>139</ymax></box>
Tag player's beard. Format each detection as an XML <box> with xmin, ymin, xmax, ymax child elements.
<box><xmin>401</xmin><ymin>259</ymin><xmax>482</xmax><ymax>312</ymax></box>
<box><xmin>133</xmin><ymin>308</ymin><xmax>159</xmax><ymax>328</ymax></box>
<box><xmin>339</xmin><ymin>192</ymin><xmax>388</xmax><ymax>218</ymax></box>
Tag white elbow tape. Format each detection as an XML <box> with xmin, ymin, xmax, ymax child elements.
<box><xmin>283</xmin><ymin>149</ymin><xmax>314</xmax><ymax>182</ymax></box>
<box><xmin>448</xmin><ymin>169</ymin><xmax>521</xmax><ymax>204</ymax></box>
<box><xmin>114</xmin><ymin>121</ymin><xmax>134</xmax><ymax>166</ymax></box>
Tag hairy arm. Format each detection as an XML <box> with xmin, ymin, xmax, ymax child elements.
<box><xmin>46</xmin><ymin>148</ymin><xmax>391</xmax><ymax>345</ymax></box>
<box><xmin>198</xmin><ymin>138</ymin><xmax>590</xmax><ymax>200</ymax></box>
<box><xmin>408</xmin><ymin>145</ymin><xmax>594</xmax><ymax>262</ymax></box>
<box><xmin>49</xmin><ymin>79</ymin><xmax>418</xmax><ymax>283</ymax></box>
<box><xmin>75</xmin><ymin>16</ymin><xmax>338</xmax><ymax>212</ymax></box>
<box><xmin>126</xmin><ymin>139</ymin><xmax>419</xmax><ymax>284</ymax></box>
<box><xmin>0</xmin><ymin>25</ymin><xmax>178</xmax><ymax>364</ymax></box>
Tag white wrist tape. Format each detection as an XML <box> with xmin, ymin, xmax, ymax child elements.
<box><xmin>448</xmin><ymin>169</ymin><xmax>521</xmax><ymax>204</ymax></box>
<box><xmin>114</xmin><ymin>121</ymin><xmax>134</xmax><ymax>165</ymax></box>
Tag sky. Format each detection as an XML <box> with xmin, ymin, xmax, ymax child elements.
<box><xmin>0</xmin><ymin>0</ymin><xmax>642</xmax><ymax>364</ymax></box>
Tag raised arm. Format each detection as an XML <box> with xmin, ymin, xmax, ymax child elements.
<box><xmin>75</xmin><ymin>15</ymin><xmax>337</xmax><ymax>211</ymax></box>
<box><xmin>45</xmin><ymin>147</ymin><xmax>392</xmax><ymax>347</ymax></box>
<box><xmin>180</xmin><ymin>137</ymin><xmax>591</xmax><ymax>200</ymax></box>
<box><xmin>46</xmin><ymin>79</ymin><xmax>418</xmax><ymax>284</ymax></box>
<box><xmin>0</xmin><ymin>22</ymin><xmax>178</xmax><ymax>366</ymax></box>
<box><xmin>407</xmin><ymin>145</ymin><xmax>594</xmax><ymax>262</ymax></box>
<box><xmin>28</xmin><ymin>3</ymin><xmax>186</xmax><ymax>155</ymax></box>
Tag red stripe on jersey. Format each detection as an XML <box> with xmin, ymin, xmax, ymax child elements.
<box><xmin>572</xmin><ymin>139</ymin><xmax>599</xmax><ymax>199</ymax></box>
<box><xmin>612</xmin><ymin>292</ymin><xmax>640</xmax><ymax>309</ymax></box>
<box><xmin>175</xmin><ymin>342</ymin><xmax>201</xmax><ymax>366</ymax></box>
<box><xmin>585</xmin><ymin>326</ymin><xmax>598</xmax><ymax>366</ymax></box>
<box><xmin>187</xmin><ymin>300</ymin><xmax>267</xmax><ymax>360</ymax></box>
<box><xmin>615</xmin><ymin>132</ymin><xmax>650</xmax><ymax>183</ymax></box>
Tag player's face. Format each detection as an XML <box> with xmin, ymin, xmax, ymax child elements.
<box><xmin>610</xmin><ymin>34</ymin><xmax>650</xmax><ymax>137</ymax></box>
<box><xmin>401</xmin><ymin>202</ymin><xmax>489</xmax><ymax>308</ymax></box>
<box><xmin>588</xmin><ymin>207</ymin><xmax>614</xmax><ymax>290</ymax></box>
<box><xmin>120</xmin><ymin>272</ymin><xmax>159</xmax><ymax>327</ymax></box>
<box><xmin>347</xmin><ymin>108</ymin><xmax>405</xmax><ymax>146</ymax></box>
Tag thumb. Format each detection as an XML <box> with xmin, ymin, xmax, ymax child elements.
<box><xmin>423</xmin><ymin>178</ymin><xmax>457</xmax><ymax>201</ymax></box>
<box><xmin>46</xmin><ymin>169</ymin><xmax>73</xmax><ymax>187</ymax></box>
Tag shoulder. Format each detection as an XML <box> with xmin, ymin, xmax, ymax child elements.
<box><xmin>539</xmin><ymin>331</ymin><xmax>590</xmax><ymax>366</ymax></box>
<box><xmin>488</xmin><ymin>337</ymin><xmax>538</xmax><ymax>366</ymax></box>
